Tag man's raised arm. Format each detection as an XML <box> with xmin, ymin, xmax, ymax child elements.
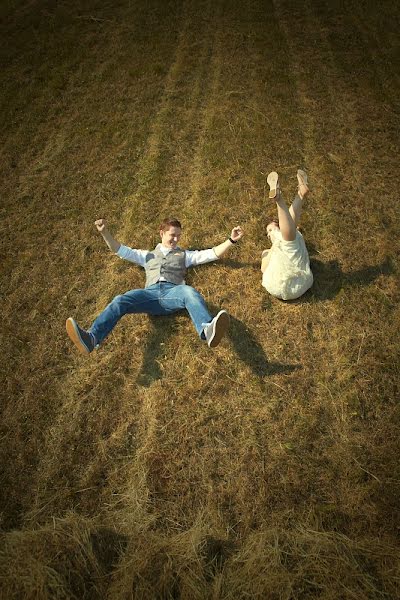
<box><xmin>95</xmin><ymin>219</ymin><xmax>121</xmax><ymax>253</ymax></box>
<box><xmin>213</xmin><ymin>226</ymin><xmax>244</xmax><ymax>258</ymax></box>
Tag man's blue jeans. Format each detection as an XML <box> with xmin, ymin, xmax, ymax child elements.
<box><xmin>89</xmin><ymin>283</ymin><xmax>213</xmax><ymax>345</ymax></box>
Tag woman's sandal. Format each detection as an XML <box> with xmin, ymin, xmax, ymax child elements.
<box><xmin>297</xmin><ymin>169</ymin><xmax>309</xmax><ymax>196</ymax></box>
<box><xmin>267</xmin><ymin>171</ymin><xmax>279</xmax><ymax>199</ymax></box>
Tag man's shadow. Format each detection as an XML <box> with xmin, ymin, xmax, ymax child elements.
<box><xmin>136</xmin><ymin>254</ymin><xmax>394</xmax><ymax>385</ymax></box>
<box><xmin>227</xmin><ymin>315</ymin><xmax>301</xmax><ymax>377</ymax></box>
<box><xmin>137</xmin><ymin>312</ymin><xmax>300</xmax><ymax>387</ymax></box>
<box><xmin>136</xmin><ymin>318</ymin><xmax>168</xmax><ymax>387</ymax></box>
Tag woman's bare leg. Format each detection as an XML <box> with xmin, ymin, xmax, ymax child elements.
<box><xmin>289</xmin><ymin>193</ymin><xmax>303</xmax><ymax>227</ymax></box>
<box><xmin>276</xmin><ymin>190</ymin><xmax>297</xmax><ymax>241</ymax></box>
<box><xmin>267</xmin><ymin>171</ymin><xmax>297</xmax><ymax>241</ymax></box>
<box><xmin>289</xmin><ymin>170</ymin><xmax>309</xmax><ymax>226</ymax></box>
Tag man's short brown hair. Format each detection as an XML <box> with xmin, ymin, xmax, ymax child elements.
<box><xmin>160</xmin><ymin>217</ymin><xmax>182</xmax><ymax>231</ymax></box>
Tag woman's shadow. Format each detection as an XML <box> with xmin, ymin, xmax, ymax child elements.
<box><xmin>305</xmin><ymin>248</ymin><xmax>394</xmax><ymax>302</ymax></box>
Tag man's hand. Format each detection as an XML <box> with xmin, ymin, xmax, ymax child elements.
<box><xmin>213</xmin><ymin>225</ymin><xmax>244</xmax><ymax>258</ymax></box>
<box><xmin>94</xmin><ymin>219</ymin><xmax>121</xmax><ymax>253</ymax></box>
<box><xmin>95</xmin><ymin>219</ymin><xmax>107</xmax><ymax>233</ymax></box>
<box><xmin>230</xmin><ymin>226</ymin><xmax>244</xmax><ymax>242</ymax></box>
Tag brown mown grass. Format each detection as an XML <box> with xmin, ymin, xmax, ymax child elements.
<box><xmin>1</xmin><ymin>0</ymin><xmax>399</xmax><ymax>598</ymax></box>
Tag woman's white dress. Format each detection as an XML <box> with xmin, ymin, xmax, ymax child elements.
<box><xmin>262</xmin><ymin>230</ymin><xmax>313</xmax><ymax>300</ymax></box>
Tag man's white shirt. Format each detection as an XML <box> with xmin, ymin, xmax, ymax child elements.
<box><xmin>117</xmin><ymin>243</ymin><xmax>218</xmax><ymax>275</ymax></box>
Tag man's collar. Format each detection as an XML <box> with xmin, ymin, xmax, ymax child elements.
<box><xmin>157</xmin><ymin>243</ymin><xmax>181</xmax><ymax>252</ymax></box>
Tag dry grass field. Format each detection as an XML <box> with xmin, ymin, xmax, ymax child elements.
<box><xmin>1</xmin><ymin>0</ymin><xmax>399</xmax><ymax>598</ymax></box>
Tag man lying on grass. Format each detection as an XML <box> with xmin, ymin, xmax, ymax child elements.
<box><xmin>261</xmin><ymin>169</ymin><xmax>313</xmax><ymax>301</ymax></box>
<box><xmin>66</xmin><ymin>218</ymin><xmax>244</xmax><ymax>354</ymax></box>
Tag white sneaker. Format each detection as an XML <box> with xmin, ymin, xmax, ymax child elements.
<box><xmin>203</xmin><ymin>310</ymin><xmax>229</xmax><ymax>348</ymax></box>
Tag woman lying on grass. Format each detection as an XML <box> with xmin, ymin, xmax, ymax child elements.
<box><xmin>261</xmin><ymin>169</ymin><xmax>313</xmax><ymax>300</ymax></box>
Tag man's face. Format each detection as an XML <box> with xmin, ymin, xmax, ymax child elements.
<box><xmin>160</xmin><ymin>226</ymin><xmax>182</xmax><ymax>249</ymax></box>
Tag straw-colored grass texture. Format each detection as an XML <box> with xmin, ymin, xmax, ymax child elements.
<box><xmin>1</xmin><ymin>0</ymin><xmax>399</xmax><ymax>598</ymax></box>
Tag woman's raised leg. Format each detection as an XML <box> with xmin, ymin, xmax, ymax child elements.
<box><xmin>267</xmin><ymin>172</ymin><xmax>297</xmax><ymax>241</ymax></box>
<box><xmin>289</xmin><ymin>169</ymin><xmax>309</xmax><ymax>226</ymax></box>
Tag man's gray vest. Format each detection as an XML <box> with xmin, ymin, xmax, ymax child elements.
<box><xmin>144</xmin><ymin>247</ymin><xmax>187</xmax><ymax>288</ymax></box>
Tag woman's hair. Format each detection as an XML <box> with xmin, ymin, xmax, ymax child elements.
<box><xmin>267</xmin><ymin>217</ymin><xmax>279</xmax><ymax>227</ymax></box>
<box><xmin>160</xmin><ymin>217</ymin><xmax>182</xmax><ymax>231</ymax></box>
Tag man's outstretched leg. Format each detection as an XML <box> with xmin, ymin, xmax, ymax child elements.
<box><xmin>66</xmin><ymin>287</ymin><xmax>162</xmax><ymax>354</ymax></box>
<box><xmin>161</xmin><ymin>284</ymin><xmax>229</xmax><ymax>348</ymax></box>
<box><xmin>66</xmin><ymin>318</ymin><xmax>96</xmax><ymax>354</ymax></box>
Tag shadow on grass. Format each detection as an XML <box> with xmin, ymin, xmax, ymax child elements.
<box><xmin>135</xmin><ymin>257</ymin><xmax>393</xmax><ymax>385</ymax></box>
<box><xmin>137</xmin><ymin>312</ymin><xmax>301</xmax><ymax>387</ymax></box>
<box><xmin>137</xmin><ymin>316</ymin><xmax>170</xmax><ymax>387</ymax></box>
<box><xmin>227</xmin><ymin>315</ymin><xmax>301</xmax><ymax>377</ymax></box>
<box><xmin>304</xmin><ymin>255</ymin><xmax>394</xmax><ymax>302</ymax></box>
<box><xmin>201</xmin><ymin>255</ymin><xmax>394</xmax><ymax>305</ymax></box>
